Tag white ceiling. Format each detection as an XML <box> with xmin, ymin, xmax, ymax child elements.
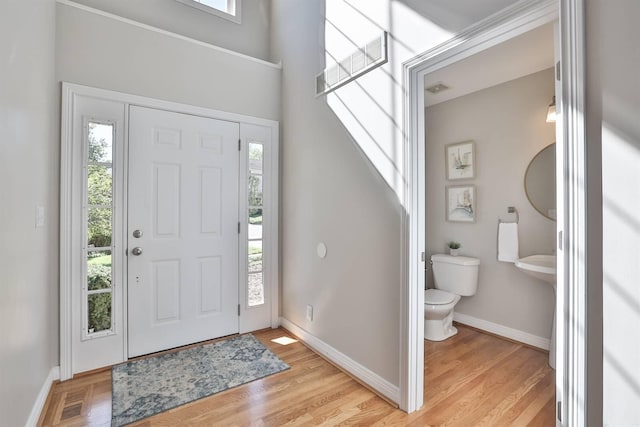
<box><xmin>424</xmin><ymin>22</ymin><xmax>555</xmax><ymax>107</ymax></box>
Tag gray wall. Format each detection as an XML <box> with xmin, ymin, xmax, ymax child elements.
<box><xmin>56</xmin><ymin>2</ymin><xmax>281</xmax><ymax>122</ymax></box>
<box><xmin>425</xmin><ymin>69</ymin><xmax>556</xmax><ymax>339</ymax></box>
<box><xmin>271</xmin><ymin>0</ymin><xmax>519</xmax><ymax>387</ymax></box>
<box><xmin>586</xmin><ymin>0</ymin><xmax>639</xmax><ymax>424</ymax></box>
<box><xmin>0</xmin><ymin>1</ymin><xmax>59</xmax><ymax>425</ymax></box>
<box><xmin>70</xmin><ymin>0</ymin><xmax>271</xmax><ymax>61</ymax></box>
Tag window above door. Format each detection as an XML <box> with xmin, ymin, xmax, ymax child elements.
<box><xmin>175</xmin><ymin>0</ymin><xmax>241</xmax><ymax>24</ymax></box>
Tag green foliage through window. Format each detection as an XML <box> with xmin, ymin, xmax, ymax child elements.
<box><xmin>87</xmin><ymin>124</ymin><xmax>113</xmax><ymax>248</ymax></box>
<box><xmin>86</xmin><ymin>122</ymin><xmax>114</xmax><ymax>334</ymax></box>
<box><xmin>88</xmin><ymin>292</ymin><xmax>112</xmax><ymax>333</ymax></box>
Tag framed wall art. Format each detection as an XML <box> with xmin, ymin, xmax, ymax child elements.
<box><xmin>445</xmin><ymin>140</ymin><xmax>475</xmax><ymax>180</ymax></box>
<box><xmin>446</xmin><ymin>185</ymin><xmax>476</xmax><ymax>223</ymax></box>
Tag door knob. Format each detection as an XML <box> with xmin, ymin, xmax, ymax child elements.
<box><xmin>133</xmin><ymin>229</ymin><xmax>143</xmax><ymax>238</ymax></box>
<box><xmin>131</xmin><ymin>247</ymin><xmax>143</xmax><ymax>256</ymax></box>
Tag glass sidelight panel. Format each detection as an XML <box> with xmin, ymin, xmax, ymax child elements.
<box><xmin>85</xmin><ymin>121</ymin><xmax>115</xmax><ymax>336</ymax></box>
<box><xmin>247</xmin><ymin>141</ymin><xmax>265</xmax><ymax>308</ymax></box>
<box><xmin>249</xmin><ymin>208</ymin><xmax>262</xmax><ymax>224</ymax></box>
<box><xmin>248</xmin><ymin>273</ymin><xmax>264</xmax><ymax>306</ymax></box>
<box><xmin>249</xmin><ymin>240</ymin><xmax>262</xmax><ymax>256</ymax></box>
<box><xmin>248</xmin><ymin>175</ymin><xmax>263</xmax><ymax>206</ymax></box>
<box><xmin>88</xmin><ymin>122</ymin><xmax>113</xmax><ymax>163</ymax></box>
<box><xmin>248</xmin><ymin>208</ymin><xmax>262</xmax><ymax>240</ymax></box>
<box><xmin>87</xmin><ymin>250</ymin><xmax>112</xmax><ymax>291</ymax></box>
<box><xmin>247</xmin><ymin>239</ymin><xmax>263</xmax><ymax>307</ymax></box>
<box><xmin>88</xmin><ymin>292</ymin><xmax>112</xmax><ymax>333</ymax></box>
<box><xmin>249</xmin><ymin>251</ymin><xmax>262</xmax><ymax>274</ymax></box>
<box><xmin>87</xmin><ymin>208</ymin><xmax>112</xmax><ymax>247</ymax></box>
<box><xmin>249</xmin><ymin>142</ymin><xmax>263</xmax><ymax>174</ymax></box>
<box><xmin>88</xmin><ymin>166</ymin><xmax>113</xmax><ymax>205</ymax></box>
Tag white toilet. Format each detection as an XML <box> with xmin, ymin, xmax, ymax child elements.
<box><xmin>425</xmin><ymin>254</ymin><xmax>480</xmax><ymax>341</ymax></box>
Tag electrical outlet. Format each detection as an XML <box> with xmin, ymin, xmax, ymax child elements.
<box><xmin>306</xmin><ymin>304</ymin><xmax>313</xmax><ymax>321</ymax></box>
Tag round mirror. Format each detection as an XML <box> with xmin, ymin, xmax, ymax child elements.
<box><xmin>525</xmin><ymin>143</ymin><xmax>556</xmax><ymax>220</ymax></box>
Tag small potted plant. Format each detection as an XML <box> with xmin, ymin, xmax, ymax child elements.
<box><xmin>448</xmin><ymin>241</ymin><xmax>461</xmax><ymax>256</ymax></box>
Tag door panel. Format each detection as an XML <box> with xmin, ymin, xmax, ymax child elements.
<box><xmin>128</xmin><ymin>106</ymin><xmax>239</xmax><ymax>357</ymax></box>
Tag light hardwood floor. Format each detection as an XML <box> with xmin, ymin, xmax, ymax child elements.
<box><xmin>39</xmin><ymin>325</ymin><xmax>555</xmax><ymax>426</ymax></box>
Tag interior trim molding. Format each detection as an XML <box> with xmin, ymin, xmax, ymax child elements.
<box><xmin>453</xmin><ymin>312</ymin><xmax>551</xmax><ymax>351</ymax></box>
<box><xmin>55</xmin><ymin>0</ymin><xmax>280</xmax><ymax>70</ymax></box>
<box><xmin>401</xmin><ymin>0</ymin><xmax>559</xmax><ymax>414</ymax></box>
<box><xmin>60</xmin><ymin>82</ymin><xmax>280</xmax><ymax>380</ymax></box>
<box><xmin>560</xmin><ymin>0</ymin><xmax>588</xmax><ymax>424</ymax></box>
<box><xmin>26</xmin><ymin>366</ymin><xmax>60</xmax><ymax>427</ymax></box>
<box><xmin>280</xmin><ymin>317</ymin><xmax>400</xmax><ymax>404</ymax></box>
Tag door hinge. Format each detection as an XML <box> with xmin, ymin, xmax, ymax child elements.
<box><xmin>238</xmin><ymin>138</ymin><xmax>241</xmax><ymax>151</ymax></box>
<box><xmin>421</xmin><ymin>252</ymin><xmax>425</xmax><ymax>262</ymax></box>
<box><xmin>558</xmin><ymin>230</ymin><xmax>563</xmax><ymax>250</ymax></box>
<box><xmin>556</xmin><ymin>61</ymin><xmax>561</xmax><ymax>81</ymax></box>
<box><xmin>557</xmin><ymin>401</ymin><xmax>562</xmax><ymax>422</ymax></box>
<box><xmin>238</xmin><ymin>222</ymin><xmax>241</xmax><ymax>234</ymax></box>
<box><xmin>238</xmin><ymin>304</ymin><xmax>241</xmax><ymax>316</ymax></box>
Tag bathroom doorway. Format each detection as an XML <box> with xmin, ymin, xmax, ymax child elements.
<box><xmin>401</xmin><ymin>1</ymin><xmax>590</xmax><ymax>423</ymax></box>
<box><xmin>421</xmin><ymin>21</ymin><xmax>558</xmax><ymax>422</ymax></box>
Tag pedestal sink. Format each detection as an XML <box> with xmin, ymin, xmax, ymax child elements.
<box><xmin>515</xmin><ymin>255</ymin><xmax>556</xmax><ymax>368</ymax></box>
<box><xmin>515</xmin><ymin>255</ymin><xmax>556</xmax><ymax>284</ymax></box>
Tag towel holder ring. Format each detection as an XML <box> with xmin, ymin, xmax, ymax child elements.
<box><xmin>498</xmin><ymin>206</ymin><xmax>519</xmax><ymax>224</ymax></box>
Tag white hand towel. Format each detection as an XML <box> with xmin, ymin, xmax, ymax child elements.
<box><xmin>498</xmin><ymin>222</ymin><xmax>519</xmax><ymax>263</ymax></box>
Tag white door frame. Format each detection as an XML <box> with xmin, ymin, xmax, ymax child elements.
<box><xmin>400</xmin><ymin>0</ymin><xmax>589</xmax><ymax>424</ymax></box>
<box><xmin>60</xmin><ymin>82</ymin><xmax>280</xmax><ymax>380</ymax></box>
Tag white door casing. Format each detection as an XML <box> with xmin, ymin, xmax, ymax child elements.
<box><xmin>239</xmin><ymin>123</ymin><xmax>277</xmax><ymax>333</ymax></box>
<box><xmin>127</xmin><ymin>106</ymin><xmax>240</xmax><ymax>358</ymax></box>
<box><xmin>65</xmin><ymin>95</ymin><xmax>127</xmax><ymax>375</ymax></box>
<box><xmin>61</xmin><ymin>84</ymin><xmax>280</xmax><ymax>379</ymax></box>
<box><xmin>401</xmin><ymin>0</ymin><xmax>562</xmax><ymax>413</ymax></box>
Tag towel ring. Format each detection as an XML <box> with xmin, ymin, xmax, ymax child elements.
<box><xmin>498</xmin><ymin>206</ymin><xmax>519</xmax><ymax>224</ymax></box>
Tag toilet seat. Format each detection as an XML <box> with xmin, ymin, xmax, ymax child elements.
<box><xmin>425</xmin><ymin>289</ymin><xmax>456</xmax><ymax>305</ymax></box>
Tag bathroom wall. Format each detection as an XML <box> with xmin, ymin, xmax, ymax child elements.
<box><xmin>425</xmin><ymin>67</ymin><xmax>556</xmax><ymax>341</ymax></box>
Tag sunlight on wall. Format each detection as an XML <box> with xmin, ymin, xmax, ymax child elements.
<box><xmin>323</xmin><ymin>0</ymin><xmax>454</xmax><ymax>205</ymax></box>
<box><xmin>602</xmin><ymin>123</ymin><xmax>640</xmax><ymax>415</ymax></box>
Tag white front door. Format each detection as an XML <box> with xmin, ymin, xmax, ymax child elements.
<box><xmin>127</xmin><ymin>106</ymin><xmax>240</xmax><ymax>357</ymax></box>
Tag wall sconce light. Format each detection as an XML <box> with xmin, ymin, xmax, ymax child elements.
<box><xmin>546</xmin><ymin>96</ymin><xmax>556</xmax><ymax>123</ymax></box>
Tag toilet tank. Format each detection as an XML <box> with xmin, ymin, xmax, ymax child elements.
<box><xmin>431</xmin><ymin>254</ymin><xmax>480</xmax><ymax>296</ymax></box>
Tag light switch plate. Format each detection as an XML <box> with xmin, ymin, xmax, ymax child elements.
<box><xmin>35</xmin><ymin>206</ymin><xmax>45</xmax><ymax>228</ymax></box>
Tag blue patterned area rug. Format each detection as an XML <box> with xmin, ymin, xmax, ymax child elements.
<box><xmin>111</xmin><ymin>334</ymin><xmax>289</xmax><ymax>426</ymax></box>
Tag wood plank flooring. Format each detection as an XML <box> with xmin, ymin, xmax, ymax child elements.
<box><xmin>39</xmin><ymin>325</ymin><xmax>555</xmax><ymax>426</ymax></box>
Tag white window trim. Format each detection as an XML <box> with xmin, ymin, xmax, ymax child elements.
<box><xmin>175</xmin><ymin>0</ymin><xmax>242</xmax><ymax>24</ymax></box>
<box><xmin>81</xmin><ymin>118</ymin><xmax>117</xmax><ymax>341</ymax></box>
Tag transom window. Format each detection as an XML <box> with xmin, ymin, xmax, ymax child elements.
<box><xmin>175</xmin><ymin>0</ymin><xmax>240</xmax><ymax>23</ymax></box>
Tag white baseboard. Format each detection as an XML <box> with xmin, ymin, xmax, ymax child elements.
<box><xmin>26</xmin><ymin>366</ymin><xmax>60</xmax><ymax>427</ymax></box>
<box><xmin>280</xmin><ymin>317</ymin><xmax>400</xmax><ymax>404</ymax></box>
<box><xmin>453</xmin><ymin>312</ymin><xmax>550</xmax><ymax>351</ymax></box>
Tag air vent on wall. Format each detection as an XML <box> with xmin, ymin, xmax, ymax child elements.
<box><xmin>425</xmin><ymin>83</ymin><xmax>450</xmax><ymax>94</ymax></box>
<box><xmin>316</xmin><ymin>32</ymin><xmax>388</xmax><ymax>97</ymax></box>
